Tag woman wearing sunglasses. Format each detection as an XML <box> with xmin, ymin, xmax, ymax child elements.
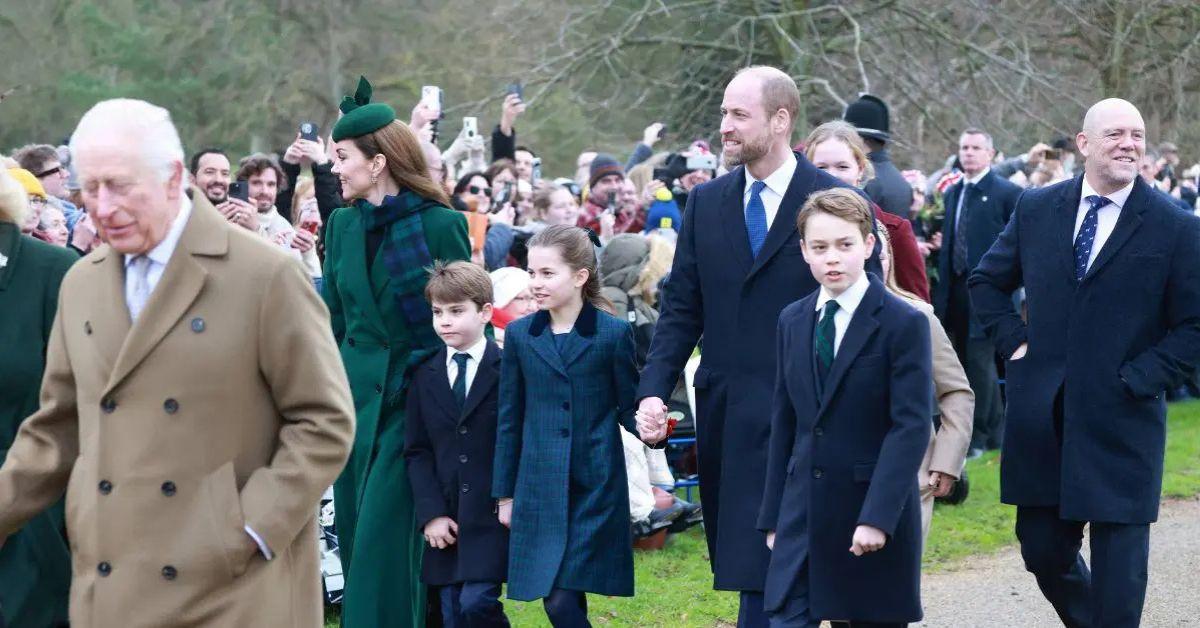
<box><xmin>451</xmin><ymin>171</ymin><xmax>516</xmax><ymax>270</ymax></box>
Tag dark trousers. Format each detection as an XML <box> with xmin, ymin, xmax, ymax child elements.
<box><xmin>739</xmin><ymin>590</ymin><xmax>769</xmax><ymax>627</ymax></box>
<box><xmin>947</xmin><ymin>272</ymin><xmax>1002</xmax><ymax>449</ymax></box>
<box><xmin>543</xmin><ymin>588</ymin><xmax>589</xmax><ymax>628</ymax></box>
<box><xmin>438</xmin><ymin>582</ymin><xmax>509</xmax><ymax>628</ymax></box>
<box><xmin>766</xmin><ymin>563</ymin><xmax>903</xmax><ymax>628</ymax></box>
<box><xmin>1015</xmin><ymin>506</ymin><xmax>1150</xmax><ymax>628</ymax></box>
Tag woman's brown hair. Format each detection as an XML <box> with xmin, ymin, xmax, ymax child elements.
<box><xmin>353</xmin><ymin>120</ymin><xmax>450</xmax><ymax>206</ymax></box>
<box><xmin>527</xmin><ymin>224</ymin><xmax>612</xmax><ymax>312</ymax></box>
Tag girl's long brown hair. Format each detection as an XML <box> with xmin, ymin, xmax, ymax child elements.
<box><xmin>527</xmin><ymin>224</ymin><xmax>613</xmax><ymax>312</ymax></box>
<box><xmin>353</xmin><ymin>120</ymin><xmax>450</xmax><ymax>206</ymax></box>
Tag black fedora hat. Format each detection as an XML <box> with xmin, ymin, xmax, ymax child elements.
<box><xmin>843</xmin><ymin>93</ymin><xmax>890</xmax><ymax>143</ymax></box>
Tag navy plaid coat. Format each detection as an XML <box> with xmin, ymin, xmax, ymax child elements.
<box><xmin>492</xmin><ymin>302</ymin><xmax>639</xmax><ymax>601</ymax></box>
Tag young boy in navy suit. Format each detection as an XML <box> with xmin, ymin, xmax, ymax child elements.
<box><xmin>405</xmin><ymin>261</ymin><xmax>510</xmax><ymax>628</ymax></box>
<box><xmin>757</xmin><ymin>188</ymin><xmax>932</xmax><ymax>627</ymax></box>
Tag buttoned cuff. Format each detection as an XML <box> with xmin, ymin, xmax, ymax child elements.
<box><xmin>244</xmin><ymin>525</ymin><xmax>274</xmax><ymax>560</ymax></box>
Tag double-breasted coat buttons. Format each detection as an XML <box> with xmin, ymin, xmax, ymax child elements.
<box><xmin>100</xmin><ymin>398</ymin><xmax>117</xmax><ymax>413</ymax></box>
<box><xmin>161</xmin><ymin>481</ymin><xmax>177</xmax><ymax>497</ymax></box>
<box><xmin>163</xmin><ymin>398</ymin><xmax>179</xmax><ymax>414</ymax></box>
<box><xmin>98</xmin><ymin>480</ymin><xmax>113</xmax><ymax>494</ymax></box>
<box><xmin>161</xmin><ymin>565</ymin><xmax>177</xmax><ymax>580</ymax></box>
<box><xmin>97</xmin><ymin>562</ymin><xmax>112</xmax><ymax>576</ymax></box>
<box><xmin>190</xmin><ymin>317</ymin><xmax>205</xmax><ymax>333</ymax></box>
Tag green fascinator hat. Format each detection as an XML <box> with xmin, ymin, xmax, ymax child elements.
<box><xmin>331</xmin><ymin>76</ymin><xmax>397</xmax><ymax>141</ymax></box>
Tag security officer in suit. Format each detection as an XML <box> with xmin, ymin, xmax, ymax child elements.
<box><xmin>934</xmin><ymin>128</ymin><xmax>1023</xmax><ymax>456</ymax></box>
<box><xmin>970</xmin><ymin>99</ymin><xmax>1200</xmax><ymax>627</ymax></box>
<box><xmin>843</xmin><ymin>94</ymin><xmax>913</xmax><ymax>219</ymax></box>
<box><xmin>0</xmin><ymin>99</ymin><xmax>354</xmax><ymax>627</ymax></box>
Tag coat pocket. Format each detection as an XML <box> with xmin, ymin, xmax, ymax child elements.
<box><xmin>204</xmin><ymin>461</ymin><xmax>253</xmax><ymax>580</ymax></box>
<box><xmin>853</xmin><ymin>462</ymin><xmax>877</xmax><ymax>483</ymax></box>
<box><xmin>693</xmin><ymin>366</ymin><xmax>713</xmax><ymax>390</ymax></box>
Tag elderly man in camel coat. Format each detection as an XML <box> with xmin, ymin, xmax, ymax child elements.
<box><xmin>0</xmin><ymin>98</ymin><xmax>355</xmax><ymax>627</ymax></box>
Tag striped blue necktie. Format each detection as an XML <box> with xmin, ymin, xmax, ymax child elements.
<box><xmin>746</xmin><ymin>180</ymin><xmax>768</xmax><ymax>257</ymax></box>
<box><xmin>1074</xmin><ymin>195</ymin><xmax>1111</xmax><ymax>280</ymax></box>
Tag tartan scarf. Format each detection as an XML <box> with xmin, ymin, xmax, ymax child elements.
<box><xmin>356</xmin><ymin>190</ymin><xmax>444</xmax><ymax>402</ymax></box>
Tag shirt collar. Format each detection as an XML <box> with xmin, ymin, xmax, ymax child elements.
<box><xmin>814</xmin><ymin>271</ymin><xmax>870</xmax><ymax>316</ymax></box>
<box><xmin>964</xmin><ymin>168</ymin><xmax>990</xmax><ymax>185</ymax></box>
<box><xmin>447</xmin><ymin>334</ymin><xmax>488</xmax><ymax>365</ymax></box>
<box><xmin>1080</xmin><ymin>177</ymin><xmax>1134</xmax><ymax>210</ymax></box>
<box><xmin>745</xmin><ymin>152</ymin><xmax>798</xmax><ymax>198</ymax></box>
<box><xmin>124</xmin><ymin>195</ymin><xmax>192</xmax><ymax>268</ymax></box>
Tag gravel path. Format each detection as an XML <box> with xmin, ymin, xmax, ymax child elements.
<box><xmin>917</xmin><ymin>498</ymin><xmax>1200</xmax><ymax>627</ymax></box>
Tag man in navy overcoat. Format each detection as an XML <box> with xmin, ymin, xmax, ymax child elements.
<box><xmin>636</xmin><ymin>66</ymin><xmax>869</xmax><ymax>626</ymax></box>
<box><xmin>969</xmin><ymin>98</ymin><xmax>1200</xmax><ymax>627</ymax></box>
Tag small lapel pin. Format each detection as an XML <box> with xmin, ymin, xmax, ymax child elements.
<box><xmin>190</xmin><ymin>317</ymin><xmax>205</xmax><ymax>333</ymax></box>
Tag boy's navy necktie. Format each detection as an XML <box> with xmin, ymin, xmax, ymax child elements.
<box><xmin>746</xmin><ymin>180</ymin><xmax>768</xmax><ymax>258</ymax></box>
<box><xmin>452</xmin><ymin>353</ymin><xmax>470</xmax><ymax>407</ymax></box>
<box><xmin>1074</xmin><ymin>195</ymin><xmax>1111</xmax><ymax>280</ymax></box>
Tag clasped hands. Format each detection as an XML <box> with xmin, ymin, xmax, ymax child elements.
<box><xmin>635</xmin><ymin>397</ymin><xmax>671</xmax><ymax>445</ymax></box>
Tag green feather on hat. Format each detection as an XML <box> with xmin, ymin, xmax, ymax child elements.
<box><xmin>331</xmin><ymin>76</ymin><xmax>397</xmax><ymax>141</ymax></box>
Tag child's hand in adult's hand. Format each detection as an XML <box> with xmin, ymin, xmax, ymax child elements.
<box><xmin>497</xmin><ymin>500</ymin><xmax>513</xmax><ymax>528</ymax></box>
<box><xmin>635</xmin><ymin>410</ymin><xmax>666</xmax><ymax>444</ymax></box>
<box><xmin>850</xmin><ymin>525</ymin><xmax>886</xmax><ymax>556</ymax></box>
<box><xmin>424</xmin><ymin>516</ymin><xmax>458</xmax><ymax>549</ymax></box>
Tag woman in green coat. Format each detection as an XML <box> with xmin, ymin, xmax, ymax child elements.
<box><xmin>323</xmin><ymin>78</ymin><xmax>470</xmax><ymax>627</ymax></box>
<box><xmin>0</xmin><ymin>167</ymin><xmax>76</xmax><ymax>627</ymax></box>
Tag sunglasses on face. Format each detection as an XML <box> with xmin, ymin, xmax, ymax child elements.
<box><xmin>469</xmin><ymin>185</ymin><xmax>492</xmax><ymax>197</ymax></box>
<box><xmin>34</xmin><ymin>164</ymin><xmax>67</xmax><ymax>179</ymax></box>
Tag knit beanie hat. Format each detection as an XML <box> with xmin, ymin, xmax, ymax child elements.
<box><xmin>489</xmin><ymin>266</ymin><xmax>531</xmax><ymax>309</ymax></box>
<box><xmin>588</xmin><ymin>153</ymin><xmax>624</xmax><ymax>188</ymax></box>
<box><xmin>643</xmin><ymin>187</ymin><xmax>681</xmax><ymax>234</ymax></box>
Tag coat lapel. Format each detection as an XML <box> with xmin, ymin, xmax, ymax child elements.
<box><xmin>791</xmin><ymin>299</ymin><xmax>820</xmax><ymax>411</ymax></box>
<box><xmin>1058</xmin><ymin>176</ymin><xmax>1085</xmax><ymax>282</ymax></box>
<box><xmin>1083</xmin><ymin>178</ymin><xmax>1147</xmax><ymax>282</ymax></box>
<box><xmin>460</xmin><ymin>342</ymin><xmax>500</xmax><ymax>423</ymax></box>
<box><xmin>85</xmin><ymin>245</ymin><xmax>133</xmax><ymax>379</ymax></box>
<box><xmin>342</xmin><ymin>209</ymin><xmax>389</xmax><ymax>335</ymax></box>
<box><xmin>817</xmin><ymin>278</ymin><xmax>883</xmax><ymax>414</ymax></box>
<box><xmin>426</xmin><ymin>348</ymin><xmax>461</xmax><ymax>421</ymax></box>
<box><xmin>527</xmin><ymin>310</ymin><xmax>568</xmax><ymax>378</ymax></box>
<box><xmin>105</xmin><ymin>198</ymin><xmax>226</xmax><ymax>395</ymax></box>
<box><xmin>748</xmin><ymin>152</ymin><xmax>817</xmax><ymax>279</ymax></box>
<box><xmin>558</xmin><ymin>302</ymin><xmax>597</xmax><ymax>368</ymax></box>
<box><xmin>718</xmin><ymin>167</ymin><xmax>754</xmax><ymax>272</ymax></box>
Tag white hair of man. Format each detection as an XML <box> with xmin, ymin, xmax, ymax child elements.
<box><xmin>69</xmin><ymin>98</ymin><xmax>188</xmax><ymax>195</ymax></box>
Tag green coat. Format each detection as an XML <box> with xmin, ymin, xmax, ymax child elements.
<box><xmin>322</xmin><ymin>202</ymin><xmax>469</xmax><ymax>627</ymax></box>
<box><xmin>0</xmin><ymin>222</ymin><xmax>77</xmax><ymax>627</ymax></box>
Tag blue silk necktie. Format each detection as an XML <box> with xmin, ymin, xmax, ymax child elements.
<box><xmin>746</xmin><ymin>180</ymin><xmax>768</xmax><ymax>258</ymax></box>
<box><xmin>1074</xmin><ymin>195</ymin><xmax>1111</xmax><ymax>280</ymax></box>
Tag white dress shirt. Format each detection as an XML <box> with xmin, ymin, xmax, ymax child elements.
<box><xmin>124</xmin><ymin>197</ymin><xmax>191</xmax><ymax>318</ymax></box>
<box><xmin>1074</xmin><ymin>178</ymin><xmax>1133</xmax><ymax>271</ymax></box>
<box><xmin>123</xmin><ymin>197</ymin><xmax>273</xmax><ymax>561</ymax></box>
<box><xmin>954</xmin><ymin>167</ymin><xmax>991</xmax><ymax>225</ymax></box>
<box><xmin>446</xmin><ymin>335</ymin><xmax>488</xmax><ymax>395</ymax></box>
<box><xmin>814</xmin><ymin>272</ymin><xmax>871</xmax><ymax>357</ymax></box>
<box><xmin>743</xmin><ymin>152</ymin><xmax>798</xmax><ymax>231</ymax></box>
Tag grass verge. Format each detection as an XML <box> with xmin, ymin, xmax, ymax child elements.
<box><xmin>327</xmin><ymin>400</ymin><xmax>1200</xmax><ymax>626</ymax></box>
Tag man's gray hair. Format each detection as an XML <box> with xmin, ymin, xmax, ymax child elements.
<box><xmin>959</xmin><ymin>127</ymin><xmax>994</xmax><ymax>150</ymax></box>
<box><xmin>69</xmin><ymin>99</ymin><xmax>187</xmax><ymax>194</ymax></box>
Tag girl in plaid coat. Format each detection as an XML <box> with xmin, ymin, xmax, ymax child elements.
<box><xmin>493</xmin><ymin>224</ymin><xmax>650</xmax><ymax>626</ymax></box>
